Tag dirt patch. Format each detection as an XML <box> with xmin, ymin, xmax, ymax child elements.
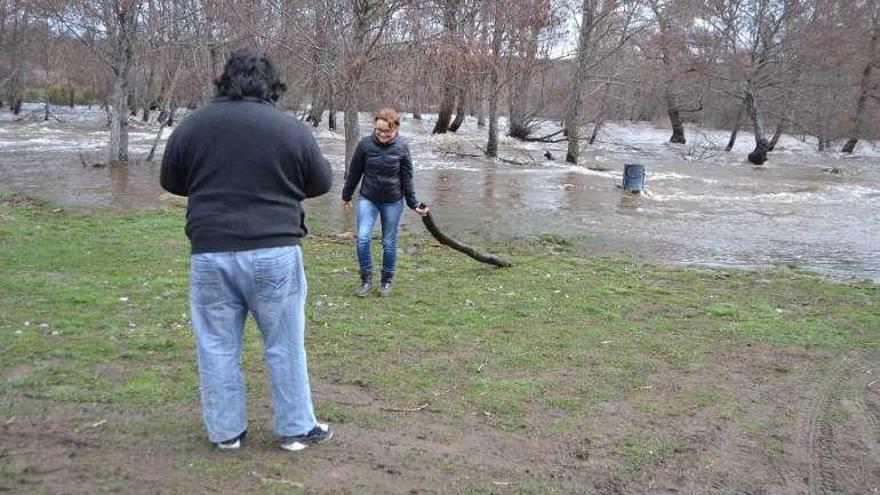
<box><xmin>0</xmin><ymin>193</ymin><xmax>43</xmax><ymax>207</ymax></box>
<box><xmin>2</xmin><ymin>344</ymin><xmax>879</xmax><ymax>494</ymax></box>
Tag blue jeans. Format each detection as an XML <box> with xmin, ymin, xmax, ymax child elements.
<box><xmin>189</xmin><ymin>245</ymin><xmax>317</xmax><ymax>443</ymax></box>
<box><xmin>356</xmin><ymin>197</ymin><xmax>403</xmax><ymax>279</ymax></box>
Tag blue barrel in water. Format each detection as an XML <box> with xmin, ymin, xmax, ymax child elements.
<box><xmin>622</xmin><ymin>163</ymin><xmax>645</xmax><ymax>193</ymax></box>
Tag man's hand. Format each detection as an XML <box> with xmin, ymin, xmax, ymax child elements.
<box><xmin>342</xmin><ymin>200</ymin><xmax>352</xmax><ymax>210</ymax></box>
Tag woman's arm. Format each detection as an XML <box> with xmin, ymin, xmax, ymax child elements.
<box><xmin>399</xmin><ymin>142</ymin><xmax>419</xmax><ymax>209</ymax></box>
<box><xmin>341</xmin><ymin>142</ymin><xmax>366</xmax><ymax>202</ymax></box>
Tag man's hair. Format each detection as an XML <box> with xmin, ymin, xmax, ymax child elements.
<box><xmin>214</xmin><ymin>48</ymin><xmax>287</xmax><ymax>102</ymax></box>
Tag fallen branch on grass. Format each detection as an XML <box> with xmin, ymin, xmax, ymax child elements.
<box><xmin>380</xmin><ymin>403</ymin><xmax>429</xmax><ymax>413</ymax></box>
<box><xmin>251</xmin><ymin>472</ymin><xmax>305</xmax><ymax>488</ymax></box>
<box><xmin>420</xmin><ymin>210</ymin><xmax>512</xmax><ymax>268</ymax></box>
<box><xmin>75</xmin><ymin>419</ymin><xmax>107</xmax><ymax>433</ymax></box>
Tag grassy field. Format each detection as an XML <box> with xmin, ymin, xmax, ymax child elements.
<box><xmin>1</xmin><ymin>193</ymin><xmax>878</xmax><ymax>494</ymax></box>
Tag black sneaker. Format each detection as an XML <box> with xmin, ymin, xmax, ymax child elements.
<box><xmin>378</xmin><ymin>282</ymin><xmax>392</xmax><ymax>296</ymax></box>
<box><xmin>216</xmin><ymin>430</ymin><xmax>247</xmax><ymax>450</ymax></box>
<box><xmin>356</xmin><ymin>282</ymin><xmax>372</xmax><ymax>297</ymax></box>
<box><xmin>280</xmin><ymin>423</ymin><xmax>333</xmax><ymax>452</ymax></box>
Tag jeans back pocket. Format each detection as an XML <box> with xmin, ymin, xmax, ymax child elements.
<box><xmin>190</xmin><ymin>257</ymin><xmax>226</xmax><ymax>306</ymax></box>
<box><xmin>255</xmin><ymin>250</ymin><xmax>298</xmax><ymax>303</ymax></box>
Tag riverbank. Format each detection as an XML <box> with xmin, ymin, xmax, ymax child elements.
<box><xmin>1</xmin><ymin>195</ymin><xmax>878</xmax><ymax>494</ymax></box>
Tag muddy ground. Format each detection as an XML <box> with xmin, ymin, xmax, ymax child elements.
<box><xmin>3</xmin><ymin>343</ymin><xmax>878</xmax><ymax>494</ymax></box>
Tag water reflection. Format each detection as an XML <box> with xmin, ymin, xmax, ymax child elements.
<box><xmin>109</xmin><ymin>165</ymin><xmax>129</xmax><ymax>208</ymax></box>
<box><xmin>617</xmin><ymin>190</ymin><xmax>641</xmax><ymax>210</ymax></box>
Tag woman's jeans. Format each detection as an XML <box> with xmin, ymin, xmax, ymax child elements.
<box><xmin>189</xmin><ymin>245</ymin><xmax>317</xmax><ymax>443</ymax></box>
<box><xmin>356</xmin><ymin>196</ymin><xmax>404</xmax><ymax>281</ymax></box>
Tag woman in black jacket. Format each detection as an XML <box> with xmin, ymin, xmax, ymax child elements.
<box><xmin>341</xmin><ymin>108</ymin><xmax>429</xmax><ymax>296</ymax></box>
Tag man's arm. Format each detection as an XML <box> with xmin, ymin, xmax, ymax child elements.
<box><xmin>302</xmin><ymin>135</ymin><xmax>333</xmax><ymax>199</ymax></box>
<box><xmin>159</xmin><ymin>131</ymin><xmax>188</xmax><ymax>196</ymax></box>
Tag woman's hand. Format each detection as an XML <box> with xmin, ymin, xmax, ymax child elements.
<box><xmin>414</xmin><ymin>203</ymin><xmax>430</xmax><ymax>217</ymax></box>
<box><xmin>342</xmin><ymin>200</ymin><xmax>352</xmax><ymax>210</ymax></box>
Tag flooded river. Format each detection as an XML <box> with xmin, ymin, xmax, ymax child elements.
<box><xmin>2</xmin><ymin>104</ymin><xmax>878</xmax><ymax>281</ymax></box>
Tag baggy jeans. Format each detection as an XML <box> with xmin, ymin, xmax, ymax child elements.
<box><xmin>189</xmin><ymin>245</ymin><xmax>317</xmax><ymax>442</ymax></box>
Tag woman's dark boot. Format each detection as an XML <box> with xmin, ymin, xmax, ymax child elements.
<box><xmin>356</xmin><ymin>270</ymin><xmax>372</xmax><ymax>297</ymax></box>
<box><xmin>379</xmin><ymin>270</ymin><xmax>393</xmax><ymax>296</ymax></box>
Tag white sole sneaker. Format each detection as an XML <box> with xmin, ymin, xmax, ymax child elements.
<box><xmin>280</xmin><ymin>422</ymin><xmax>333</xmax><ymax>452</ymax></box>
<box><xmin>216</xmin><ymin>438</ymin><xmax>241</xmax><ymax>450</ymax></box>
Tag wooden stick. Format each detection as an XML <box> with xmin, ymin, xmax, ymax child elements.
<box><xmin>381</xmin><ymin>403</ymin><xmax>429</xmax><ymax>413</ymax></box>
<box><xmin>420</xmin><ymin>210</ymin><xmax>512</xmax><ymax>268</ymax></box>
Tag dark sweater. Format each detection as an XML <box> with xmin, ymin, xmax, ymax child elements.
<box><xmin>160</xmin><ymin>96</ymin><xmax>333</xmax><ymax>254</ymax></box>
<box><xmin>341</xmin><ymin>134</ymin><xmax>419</xmax><ymax>208</ymax></box>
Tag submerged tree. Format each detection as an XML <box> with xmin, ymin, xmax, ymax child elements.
<box><xmin>44</xmin><ymin>0</ymin><xmax>143</xmax><ymax>165</ymax></box>
<box><xmin>432</xmin><ymin>0</ymin><xmax>462</xmax><ymax>134</ymax></box>
<box><xmin>842</xmin><ymin>2</ymin><xmax>879</xmax><ymax>154</ymax></box>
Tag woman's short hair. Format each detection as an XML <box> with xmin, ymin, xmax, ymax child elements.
<box><xmin>374</xmin><ymin>107</ymin><xmax>400</xmax><ymax>128</ymax></box>
<box><xmin>214</xmin><ymin>48</ymin><xmax>288</xmax><ymax>102</ymax></box>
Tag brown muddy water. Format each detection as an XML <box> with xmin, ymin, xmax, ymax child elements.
<box><xmin>1</xmin><ymin>103</ymin><xmax>878</xmax><ymax>281</ymax></box>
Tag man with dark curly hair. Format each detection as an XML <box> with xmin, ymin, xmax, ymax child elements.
<box><xmin>160</xmin><ymin>48</ymin><xmax>333</xmax><ymax>452</ymax></box>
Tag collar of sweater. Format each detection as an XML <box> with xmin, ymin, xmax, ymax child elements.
<box><xmin>211</xmin><ymin>96</ymin><xmax>274</xmax><ymax>105</ymax></box>
<box><xmin>371</xmin><ymin>133</ymin><xmax>399</xmax><ymax>147</ymax></box>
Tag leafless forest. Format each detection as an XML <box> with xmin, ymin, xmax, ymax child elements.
<box><xmin>2</xmin><ymin>0</ymin><xmax>878</xmax><ymax>166</ymax></box>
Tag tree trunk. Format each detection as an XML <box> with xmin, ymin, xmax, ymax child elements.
<box><xmin>142</xmin><ymin>66</ymin><xmax>154</xmax><ymax>121</ymax></box>
<box><xmin>344</xmin><ymin>94</ymin><xmax>359</xmax><ymax>177</ymax></box>
<box><xmin>725</xmin><ymin>103</ymin><xmax>744</xmax><ymax>152</ymax></box>
<box><xmin>449</xmin><ymin>87</ymin><xmax>466</xmax><ymax>132</ymax></box>
<box><xmin>508</xmin><ymin>25</ymin><xmax>538</xmax><ymax>140</ymax></box>
<box><xmin>432</xmin><ymin>0</ymin><xmax>459</xmax><ymax>135</ymax></box>
<box><xmin>842</xmin><ymin>6</ymin><xmax>878</xmax><ymax>153</ymax></box>
<box><xmin>7</xmin><ymin>5</ymin><xmax>25</xmax><ymax>116</ymax></box>
<box><xmin>588</xmin><ymin>83</ymin><xmax>611</xmax><ymax>145</ymax></box>
<box><xmin>204</xmin><ymin>44</ymin><xmax>222</xmax><ymax>104</ymax></box>
<box><xmin>307</xmin><ymin>7</ymin><xmax>330</xmax><ymax>128</ymax></box>
<box><xmin>767</xmin><ymin>120</ymin><xmax>784</xmax><ymax>152</ymax></box>
<box><xmin>476</xmin><ymin>77</ymin><xmax>486</xmax><ymax>128</ymax></box>
<box><xmin>412</xmin><ymin>74</ymin><xmax>422</xmax><ymax>120</ymax></box>
<box><xmin>307</xmin><ymin>94</ymin><xmax>325</xmax><ymax>127</ymax></box>
<box><xmin>486</xmin><ymin>5</ymin><xmax>502</xmax><ymax>158</ymax></box>
<box><xmin>108</xmin><ymin>75</ymin><xmax>131</xmax><ymax>165</ymax></box>
<box><xmin>565</xmin><ymin>0</ymin><xmax>596</xmax><ymax>164</ymax></box>
<box><xmin>487</xmin><ymin>88</ymin><xmax>499</xmax><ymax>157</ymax></box>
<box><xmin>744</xmin><ymin>85</ymin><xmax>769</xmax><ymax>165</ymax></box>
<box><xmin>433</xmin><ymin>84</ymin><xmax>456</xmax><ymax>134</ymax></box>
<box><xmin>665</xmin><ymin>85</ymin><xmax>685</xmax><ymax>144</ymax></box>
<box><xmin>508</xmin><ymin>72</ymin><xmax>531</xmax><ymax>139</ymax></box>
<box><xmin>107</xmin><ymin>3</ymin><xmax>138</xmax><ymax>166</ymax></box>
<box><xmin>328</xmin><ymin>104</ymin><xmax>337</xmax><ymax>130</ymax></box>
<box><xmin>326</xmin><ymin>81</ymin><xmax>337</xmax><ymax>130</ymax></box>
<box><xmin>589</xmin><ymin>120</ymin><xmax>603</xmax><ymax>145</ymax></box>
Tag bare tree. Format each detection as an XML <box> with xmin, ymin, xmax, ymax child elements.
<box><xmin>485</xmin><ymin>0</ymin><xmax>505</xmax><ymax>157</ymax></box>
<box><xmin>339</xmin><ymin>0</ymin><xmax>399</xmax><ymax>172</ymax></box>
<box><xmin>3</xmin><ymin>0</ymin><xmax>30</xmax><ymax>114</ymax></box>
<box><xmin>842</xmin><ymin>0</ymin><xmax>879</xmax><ymax>153</ymax></box>
<box><xmin>432</xmin><ymin>0</ymin><xmax>461</xmax><ymax>134</ymax></box>
<box><xmin>565</xmin><ymin>0</ymin><xmax>643</xmax><ymax>164</ymax></box>
<box><xmin>43</xmin><ymin>0</ymin><xmax>143</xmax><ymax>165</ymax></box>
<box><xmin>647</xmin><ymin>0</ymin><xmax>701</xmax><ymax>144</ymax></box>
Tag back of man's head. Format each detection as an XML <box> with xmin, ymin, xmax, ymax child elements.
<box><xmin>214</xmin><ymin>48</ymin><xmax>287</xmax><ymax>103</ymax></box>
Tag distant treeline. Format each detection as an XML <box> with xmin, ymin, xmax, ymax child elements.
<box><xmin>2</xmin><ymin>1</ymin><xmax>877</xmax><ymax>165</ymax></box>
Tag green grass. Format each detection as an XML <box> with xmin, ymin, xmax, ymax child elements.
<box><xmin>1</xmin><ymin>195</ymin><xmax>878</xmax><ymax>493</ymax></box>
